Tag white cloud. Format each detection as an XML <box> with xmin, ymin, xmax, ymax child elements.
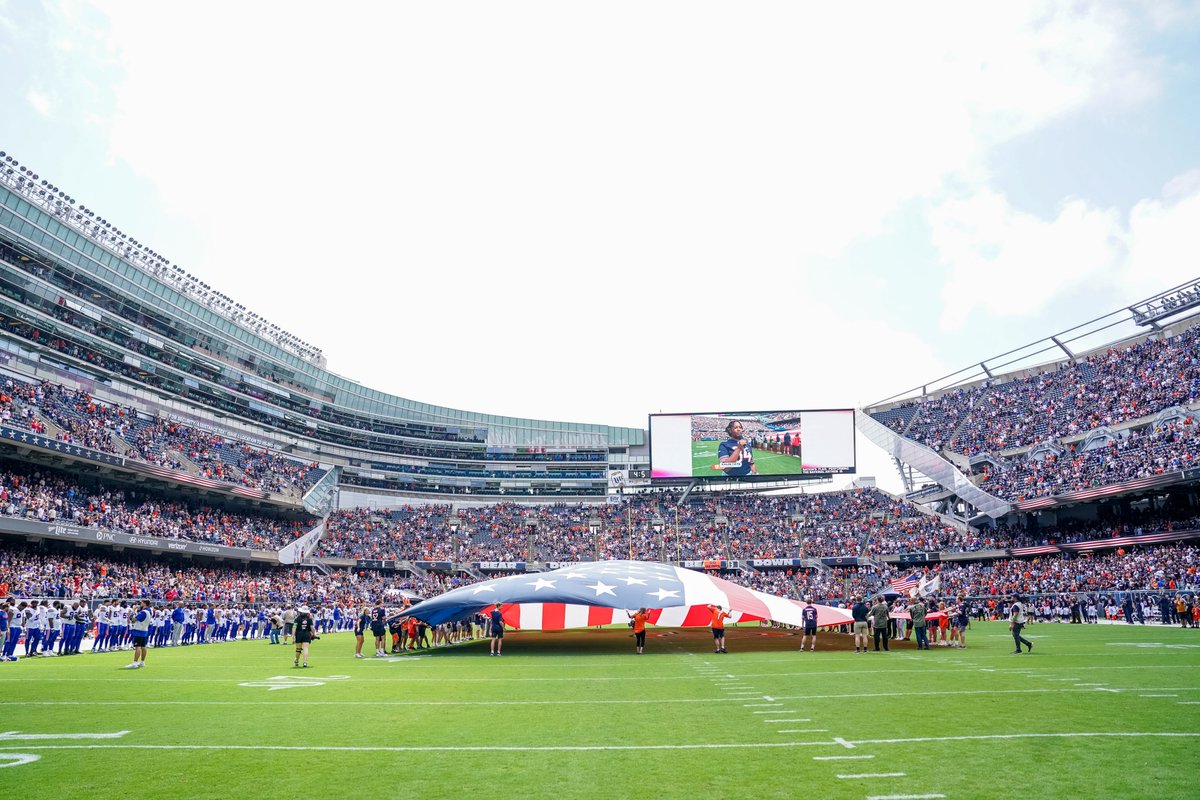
<box><xmin>1123</xmin><ymin>173</ymin><xmax>1200</xmax><ymax>296</ymax></box>
<box><xmin>931</xmin><ymin>171</ymin><xmax>1200</xmax><ymax>329</ymax></box>
<box><xmin>27</xmin><ymin>88</ymin><xmax>52</xmax><ymax>116</ymax></box>
<box><xmin>931</xmin><ymin>190</ymin><xmax>1126</xmax><ymax>329</ymax></box>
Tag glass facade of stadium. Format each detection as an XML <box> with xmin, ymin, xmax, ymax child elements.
<box><xmin>0</xmin><ymin>164</ymin><xmax>644</xmax><ymax>502</ymax></box>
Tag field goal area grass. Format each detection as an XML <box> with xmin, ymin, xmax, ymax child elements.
<box><xmin>691</xmin><ymin>440</ymin><xmax>805</xmax><ymax>476</ymax></box>
<box><xmin>2</xmin><ymin>620</ymin><xmax>1199</xmax><ymax>799</ymax></box>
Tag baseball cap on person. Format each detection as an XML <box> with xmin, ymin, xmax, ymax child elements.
<box><xmin>299</xmin><ymin>605</ymin><xmax>310</xmax><ymax>613</ymax></box>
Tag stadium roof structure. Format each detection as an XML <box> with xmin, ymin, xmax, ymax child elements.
<box><xmin>395</xmin><ymin>560</ymin><xmax>854</xmax><ymax>629</ymax></box>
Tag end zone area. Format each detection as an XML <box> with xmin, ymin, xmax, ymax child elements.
<box><xmin>2</xmin><ymin>622</ymin><xmax>1198</xmax><ymax>799</ymax></box>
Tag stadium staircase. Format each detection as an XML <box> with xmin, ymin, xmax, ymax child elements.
<box><xmin>302</xmin><ymin>466</ymin><xmax>340</xmax><ymax>516</ymax></box>
<box><xmin>303</xmin><ymin>559</ymin><xmax>332</xmax><ymax>577</ymax></box>
<box><xmin>458</xmin><ymin>563</ymin><xmax>487</xmax><ymax>581</ymax></box>
<box><xmin>856</xmin><ymin>410</ymin><xmax>1011</xmax><ymax>520</ymax></box>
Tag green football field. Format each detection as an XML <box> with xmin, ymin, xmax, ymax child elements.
<box><xmin>2</xmin><ymin>621</ymin><xmax>1199</xmax><ymax>799</ymax></box>
<box><xmin>692</xmin><ymin>441</ymin><xmax>805</xmax><ymax>476</ymax></box>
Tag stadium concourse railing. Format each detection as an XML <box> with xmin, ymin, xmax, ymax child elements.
<box><xmin>855</xmin><ymin>410</ymin><xmax>1011</xmax><ymax>519</ymax></box>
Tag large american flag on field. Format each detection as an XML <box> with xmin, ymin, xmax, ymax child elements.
<box><xmin>888</xmin><ymin>572</ymin><xmax>921</xmax><ymax>594</ymax></box>
<box><xmin>394</xmin><ymin>560</ymin><xmax>854</xmax><ymax>630</ymax></box>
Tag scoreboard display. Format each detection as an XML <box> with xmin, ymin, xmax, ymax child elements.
<box><xmin>649</xmin><ymin>408</ymin><xmax>855</xmax><ymax>482</ymax></box>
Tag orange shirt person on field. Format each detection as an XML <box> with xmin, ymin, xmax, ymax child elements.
<box><xmin>707</xmin><ymin>604</ymin><xmax>732</xmax><ymax>653</ymax></box>
<box><xmin>627</xmin><ymin>608</ymin><xmax>651</xmax><ymax>654</ymax></box>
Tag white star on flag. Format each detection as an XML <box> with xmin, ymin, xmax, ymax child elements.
<box><xmin>621</xmin><ymin>577</ymin><xmax>648</xmax><ymax>586</ymax></box>
<box><xmin>562</xmin><ymin>571</ymin><xmax>588</xmax><ymax>579</ymax></box>
<box><xmin>471</xmin><ymin>584</ymin><xmax>496</xmax><ymax>594</ymax></box>
<box><xmin>527</xmin><ymin>578</ymin><xmax>556</xmax><ymax>591</ymax></box>
<box><xmin>588</xmin><ymin>581</ymin><xmax>617</xmax><ymax>597</ymax></box>
<box><xmin>649</xmin><ymin>588</ymin><xmax>680</xmax><ymax>601</ymax></box>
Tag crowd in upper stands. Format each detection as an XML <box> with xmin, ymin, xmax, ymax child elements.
<box><xmin>976</xmin><ymin>419</ymin><xmax>1199</xmax><ymax>501</ymax></box>
<box><xmin>1</xmin><ymin>376</ymin><xmax>323</xmax><ymax>497</ymax></box>
<box><xmin>316</xmin><ymin>488</ymin><xmax>960</xmax><ymax>562</ymax></box>
<box><xmin>869</xmin><ymin>322</ymin><xmax>1200</xmax><ymax>503</ymax></box>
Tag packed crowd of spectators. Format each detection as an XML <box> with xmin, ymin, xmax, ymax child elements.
<box><xmin>0</xmin><ymin>461</ymin><xmax>312</xmax><ymax>550</ymax></box>
<box><xmin>872</xmin><ymin>323</ymin><xmax>1200</xmax><ymax>458</ymax></box>
<box><xmin>316</xmin><ymin>488</ymin><xmax>957</xmax><ymax>562</ymax></box>
<box><xmin>0</xmin><ymin>541</ymin><xmax>462</xmax><ymax>606</ymax></box>
<box><xmin>6</xmin><ymin>455</ymin><xmax>1200</xmax><ymax>565</ymax></box>
<box><xmin>976</xmin><ymin>419</ymin><xmax>1200</xmax><ymax>502</ymax></box>
<box><xmin>866</xmin><ymin>323</ymin><xmax>1200</xmax><ymax>505</ymax></box>
<box><xmin>4</xmin><ymin>539</ymin><xmax>1196</xmax><ymax>613</ymax></box>
<box><xmin>1</xmin><ymin>376</ymin><xmax>322</xmax><ymax>496</ymax></box>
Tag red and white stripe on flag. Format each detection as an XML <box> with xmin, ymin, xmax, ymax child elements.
<box><xmin>498</xmin><ymin>601</ymin><xmax>853</xmax><ymax>631</ymax></box>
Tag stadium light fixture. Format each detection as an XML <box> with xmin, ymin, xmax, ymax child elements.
<box><xmin>1131</xmin><ymin>278</ymin><xmax>1200</xmax><ymax>328</ymax></box>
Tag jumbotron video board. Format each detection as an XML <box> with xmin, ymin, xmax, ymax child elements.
<box><xmin>649</xmin><ymin>409</ymin><xmax>855</xmax><ymax>482</ymax></box>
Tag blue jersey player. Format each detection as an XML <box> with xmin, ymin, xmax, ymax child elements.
<box><xmin>715</xmin><ymin>420</ymin><xmax>757</xmax><ymax>478</ymax></box>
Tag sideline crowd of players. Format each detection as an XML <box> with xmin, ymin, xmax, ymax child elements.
<box><xmin>0</xmin><ymin>593</ymin><xmax>498</xmax><ymax>666</ymax></box>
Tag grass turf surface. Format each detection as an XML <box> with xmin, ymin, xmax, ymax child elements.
<box><xmin>2</xmin><ymin>621</ymin><xmax>1199</xmax><ymax>799</ymax></box>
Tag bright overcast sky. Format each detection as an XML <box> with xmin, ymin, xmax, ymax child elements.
<box><xmin>2</xmin><ymin>2</ymin><xmax>1200</xmax><ymax>492</ymax></box>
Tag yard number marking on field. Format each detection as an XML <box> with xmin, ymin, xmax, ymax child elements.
<box><xmin>239</xmin><ymin>675</ymin><xmax>351</xmax><ymax>691</ymax></box>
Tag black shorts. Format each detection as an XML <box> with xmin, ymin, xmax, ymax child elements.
<box><xmin>370</xmin><ymin>624</ymin><xmax>386</xmax><ymax>637</ymax></box>
<box><xmin>491</xmin><ymin>627</ymin><xmax>504</xmax><ymax>639</ymax></box>
<box><xmin>131</xmin><ymin>635</ymin><xmax>148</xmax><ymax>648</ymax></box>
<box><xmin>712</xmin><ymin>628</ymin><xmax>724</xmax><ymax>639</ymax></box>
<box><xmin>803</xmin><ymin>626</ymin><xmax>817</xmax><ymax>636</ymax></box>
<box><xmin>284</xmin><ymin>623</ymin><xmax>294</xmax><ymax>634</ymax></box>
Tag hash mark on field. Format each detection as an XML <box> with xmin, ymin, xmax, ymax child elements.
<box><xmin>866</xmin><ymin>795</ymin><xmax>945</xmax><ymax>800</ymax></box>
<box><xmin>837</xmin><ymin>772</ymin><xmax>905</xmax><ymax>778</ymax></box>
<box><xmin>752</xmin><ymin>710</ymin><xmax>796</xmax><ymax>714</ymax></box>
<box><xmin>1178</xmin><ymin>702</ymin><xmax>1200</xmax><ymax>705</ymax></box>
<box><xmin>813</xmin><ymin>755</ymin><xmax>874</xmax><ymax>761</ymax></box>
<box><xmin>1139</xmin><ymin>694</ymin><xmax>1178</xmax><ymax>698</ymax></box>
<box><xmin>763</xmin><ymin>719</ymin><xmax>811</xmax><ymax>723</ymax></box>
<box><xmin>744</xmin><ymin>703</ymin><xmax>782</xmax><ymax>707</ymax></box>
<box><xmin>778</xmin><ymin>729</ymin><xmax>828</xmax><ymax>734</ymax></box>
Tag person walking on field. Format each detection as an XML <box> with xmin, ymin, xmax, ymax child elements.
<box><xmin>910</xmin><ymin>597</ymin><xmax>929</xmax><ymax>650</ymax></box>
<box><xmin>293</xmin><ymin>606</ymin><xmax>316</xmax><ymax>668</ymax></box>
<box><xmin>1009</xmin><ymin>597</ymin><xmax>1033</xmax><ymax>654</ymax></box>
<box><xmin>627</xmin><ymin>608</ymin><xmax>650</xmax><ymax>654</ymax></box>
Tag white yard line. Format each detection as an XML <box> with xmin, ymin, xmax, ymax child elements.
<box><xmin>813</xmin><ymin>755</ymin><xmax>874</xmax><ymax>761</ymax></box>
<box><xmin>5</xmin><ymin>731</ymin><xmax>1179</xmax><ymax>755</ymax></box>
<box><xmin>838</xmin><ymin>772</ymin><xmax>905</xmax><ymax>779</ymax></box>
<box><xmin>5</xmin><ymin>686</ymin><xmax>1199</xmax><ymax>708</ymax></box>
<box><xmin>0</xmin><ymin>741</ymin><xmax>839</xmax><ymax>753</ymax></box>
